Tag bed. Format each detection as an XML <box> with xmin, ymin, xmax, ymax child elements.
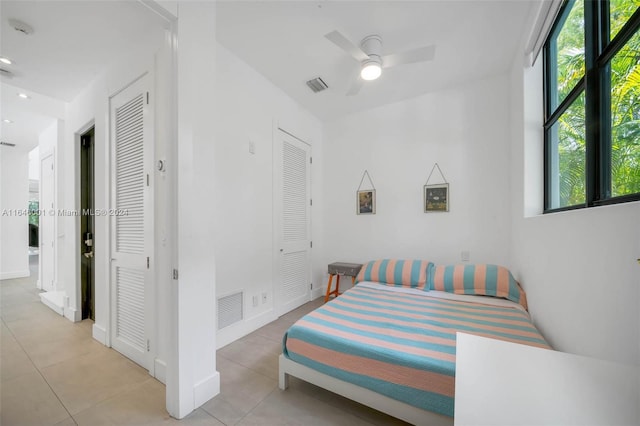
<box><xmin>279</xmin><ymin>260</ymin><xmax>550</xmax><ymax>425</ymax></box>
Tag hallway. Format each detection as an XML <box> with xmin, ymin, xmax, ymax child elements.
<box><xmin>0</xmin><ymin>256</ymin><xmax>175</xmax><ymax>425</ymax></box>
<box><xmin>0</xmin><ymin>257</ymin><xmax>216</xmax><ymax>425</ymax></box>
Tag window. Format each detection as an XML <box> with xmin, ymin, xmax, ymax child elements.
<box><xmin>544</xmin><ymin>0</ymin><xmax>640</xmax><ymax>211</ymax></box>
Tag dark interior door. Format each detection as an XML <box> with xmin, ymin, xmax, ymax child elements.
<box><xmin>80</xmin><ymin>128</ymin><xmax>95</xmax><ymax>320</ymax></box>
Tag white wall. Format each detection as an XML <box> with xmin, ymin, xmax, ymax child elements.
<box><xmin>28</xmin><ymin>146</ymin><xmax>40</xmax><ymax>181</ymax></box>
<box><xmin>509</xmin><ymin>53</ymin><xmax>640</xmax><ymax>366</ymax></box>
<box><xmin>0</xmin><ymin>147</ymin><xmax>30</xmax><ymax>279</ymax></box>
<box><xmin>170</xmin><ymin>1</ymin><xmax>220</xmax><ymax>418</ymax></box>
<box><xmin>38</xmin><ymin>121</ymin><xmax>61</xmax><ymax>155</ymax></box>
<box><xmin>152</xmin><ymin>28</ymin><xmax>174</xmax><ymax>386</ymax></box>
<box><xmin>212</xmin><ymin>43</ymin><xmax>324</xmax><ymax>346</ymax></box>
<box><xmin>322</xmin><ymin>74</ymin><xmax>514</xmax><ymax>286</ymax></box>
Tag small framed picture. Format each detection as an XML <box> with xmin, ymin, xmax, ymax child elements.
<box><xmin>357</xmin><ymin>190</ymin><xmax>376</xmax><ymax>215</ymax></box>
<box><xmin>424</xmin><ymin>183</ymin><xmax>449</xmax><ymax>212</ymax></box>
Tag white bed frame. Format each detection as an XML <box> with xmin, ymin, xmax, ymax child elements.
<box><xmin>279</xmin><ymin>354</ymin><xmax>453</xmax><ymax>426</ymax></box>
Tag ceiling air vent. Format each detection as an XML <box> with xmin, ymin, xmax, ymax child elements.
<box><xmin>1</xmin><ymin>141</ymin><xmax>16</xmax><ymax>147</ymax></box>
<box><xmin>306</xmin><ymin>77</ymin><xmax>328</xmax><ymax>93</ymax></box>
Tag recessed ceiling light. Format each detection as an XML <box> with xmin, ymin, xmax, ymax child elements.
<box><xmin>17</xmin><ymin>93</ymin><xmax>29</xmax><ymax>99</ymax></box>
<box><xmin>0</xmin><ymin>57</ymin><xmax>12</xmax><ymax>65</ymax></box>
<box><xmin>3</xmin><ymin>119</ymin><xmax>14</xmax><ymax>124</ymax></box>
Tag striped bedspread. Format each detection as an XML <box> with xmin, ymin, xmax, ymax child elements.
<box><xmin>282</xmin><ymin>283</ymin><xmax>550</xmax><ymax>417</ymax></box>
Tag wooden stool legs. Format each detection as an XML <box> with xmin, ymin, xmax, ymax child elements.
<box><xmin>324</xmin><ymin>274</ymin><xmax>356</xmax><ymax>303</ymax></box>
<box><xmin>325</xmin><ymin>274</ymin><xmax>339</xmax><ymax>303</ymax></box>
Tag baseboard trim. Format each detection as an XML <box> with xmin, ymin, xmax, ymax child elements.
<box><xmin>193</xmin><ymin>371</ymin><xmax>220</xmax><ymax>409</ymax></box>
<box><xmin>40</xmin><ymin>291</ymin><xmax>65</xmax><ymax>316</ymax></box>
<box><xmin>92</xmin><ymin>323</ymin><xmax>107</xmax><ymax>345</ymax></box>
<box><xmin>1</xmin><ymin>270</ymin><xmax>30</xmax><ymax>280</ymax></box>
<box><xmin>64</xmin><ymin>306</ymin><xmax>81</xmax><ymax>322</ymax></box>
<box><xmin>217</xmin><ymin>309</ymin><xmax>278</xmax><ymax>349</ymax></box>
<box><xmin>154</xmin><ymin>358</ymin><xmax>167</xmax><ymax>384</ymax></box>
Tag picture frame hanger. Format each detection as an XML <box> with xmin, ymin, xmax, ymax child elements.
<box><xmin>424</xmin><ymin>163</ymin><xmax>447</xmax><ymax>186</ymax></box>
<box><xmin>357</xmin><ymin>170</ymin><xmax>376</xmax><ymax>191</ymax></box>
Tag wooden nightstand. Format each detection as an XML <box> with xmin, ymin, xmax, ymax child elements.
<box><xmin>325</xmin><ymin>262</ymin><xmax>362</xmax><ymax>303</ymax></box>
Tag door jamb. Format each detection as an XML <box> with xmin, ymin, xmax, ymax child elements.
<box><xmin>74</xmin><ymin>120</ymin><xmax>95</xmax><ymax>324</ymax></box>
<box><xmin>137</xmin><ymin>0</ymin><xmax>179</xmax><ymax>417</ymax></box>
<box><xmin>79</xmin><ymin>126</ymin><xmax>96</xmax><ymax>321</ymax></box>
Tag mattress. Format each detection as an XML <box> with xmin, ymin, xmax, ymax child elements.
<box><xmin>282</xmin><ymin>282</ymin><xmax>550</xmax><ymax>417</ymax></box>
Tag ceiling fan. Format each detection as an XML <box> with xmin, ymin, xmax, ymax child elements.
<box><xmin>325</xmin><ymin>30</ymin><xmax>436</xmax><ymax>96</ymax></box>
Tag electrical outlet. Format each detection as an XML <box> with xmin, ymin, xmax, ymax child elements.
<box><xmin>261</xmin><ymin>292</ymin><xmax>267</xmax><ymax>304</ymax></box>
<box><xmin>461</xmin><ymin>250</ymin><xmax>470</xmax><ymax>262</ymax></box>
<box><xmin>252</xmin><ymin>295</ymin><xmax>259</xmax><ymax>307</ymax></box>
<box><xmin>249</xmin><ymin>140</ymin><xmax>256</xmax><ymax>154</ymax></box>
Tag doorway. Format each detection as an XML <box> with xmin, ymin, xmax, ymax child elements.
<box><xmin>80</xmin><ymin>127</ymin><xmax>95</xmax><ymax>320</ymax></box>
<box><xmin>273</xmin><ymin>129</ymin><xmax>312</xmax><ymax>316</ymax></box>
<box><xmin>109</xmin><ymin>75</ymin><xmax>153</xmax><ymax>370</ymax></box>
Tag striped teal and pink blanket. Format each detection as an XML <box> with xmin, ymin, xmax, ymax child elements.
<box><xmin>282</xmin><ymin>282</ymin><xmax>550</xmax><ymax>417</ymax></box>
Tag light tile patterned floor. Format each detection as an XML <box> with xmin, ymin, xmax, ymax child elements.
<box><xmin>1</xmin><ymin>258</ymin><xmax>408</xmax><ymax>425</ymax></box>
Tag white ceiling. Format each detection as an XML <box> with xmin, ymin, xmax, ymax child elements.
<box><xmin>216</xmin><ymin>0</ymin><xmax>538</xmax><ymax>121</ymax></box>
<box><xmin>0</xmin><ymin>0</ymin><xmax>168</xmax><ymax>151</ymax></box>
<box><xmin>1</xmin><ymin>0</ymin><xmax>538</xmax><ymax>151</ymax></box>
<box><xmin>1</xmin><ymin>82</ymin><xmax>64</xmax><ymax>152</ymax></box>
<box><xmin>1</xmin><ymin>0</ymin><xmax>168</xmax><ymax>102</ymax></box>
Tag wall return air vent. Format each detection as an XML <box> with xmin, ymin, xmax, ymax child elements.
<box><xmin>306</xmin><ymin>77</ymin><xmax>328</xmax><ymax>93</ymax></box>
<box><xmin>217</xmin><ymin>291</ymin><xmax>243</xmax><ymax>330</ymax></box>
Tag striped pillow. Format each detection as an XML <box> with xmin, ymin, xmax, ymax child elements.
<box><xmin>355</xmin><ymin>259</ymin><xmax>432</xmax><ymax>290</ymax></box>
<box><xmin>429</xmin><ymin>264</ymin><xmax>528</xmax><ymax>310</ymax></box>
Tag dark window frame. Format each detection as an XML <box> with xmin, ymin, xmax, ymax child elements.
<box><xmin>543</xmin><ymin>0</ymin><xmax>640</xmax><ymax>213</ymax></box>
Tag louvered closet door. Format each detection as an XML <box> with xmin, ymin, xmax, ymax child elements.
<box><xmin>274</xmin><ymin>130</ymin><xmax>311</xmax><ymax>316</ymax></box>
<box><xmin>110</xmin><ymin>75</ymin><xmax>152</xmax><ymax>370</ymax></box>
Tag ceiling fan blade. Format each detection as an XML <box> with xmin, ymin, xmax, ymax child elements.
<box><xmin>382</xmin><ymin>45</ymin><xmax>436</xmax><ymax>68</ymax></box>
<box><xmin>325</xmin><ymin>30</ymin><xmax>370</xmax><ymax>62</ymax></box>
<box><xmin>346</xmin><ymin>74</ymin><xmax>364</xmax><ymax>96</ymax></box>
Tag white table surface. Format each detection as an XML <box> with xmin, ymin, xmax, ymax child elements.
<box><xmin>455</xmin><ymin>332</ymin><xmax>639</xmax><ymax>425</ymax></box>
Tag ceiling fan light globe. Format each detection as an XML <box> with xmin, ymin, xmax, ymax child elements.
<box><xmin>361</xmin><ymin>63</ymin><xmax>381</xmax><ymax>81</ymax></box>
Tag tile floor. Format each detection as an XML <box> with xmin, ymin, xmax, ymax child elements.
<box><xmin>0</xmin><ymin>258</ymin><xmax>408</xmax><ymax>425</ymax></box>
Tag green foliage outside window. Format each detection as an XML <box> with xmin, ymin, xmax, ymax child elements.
<box><xmin>610</xmin><ymin>0</ymin><xmax>640</xmax><ymax>38</ymax></box>
<box><xmin>547</xmin><ymin>0</ymin><xmax>640</xmax><ymax>209</ymax></box>
<box><xmin>555</xmin><ymin>0</ymin><xmax>585</xmax><ymax>107</ymax></box>
<box><xmin>557</xmin><ymin>93</ymin><xmax>587</xmax><ymax>206</ymax></box>
<box><xmin>29</xmin><ymin>200</ymin><xmax>39</xmax><ymax>226</ymax></box>
<box><xmin>610</xmin><ymin>28</ymin><xmax>640</xmax><ymax>196</ymax></box>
